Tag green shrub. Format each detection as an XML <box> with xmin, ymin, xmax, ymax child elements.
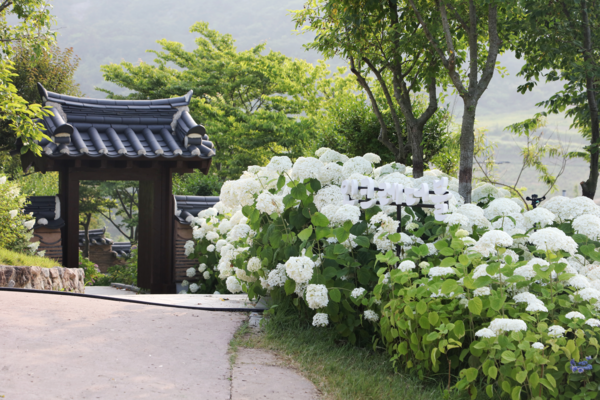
<box><xmin>0</xmin><ymin>174</ymin><xmax>37</xmax><ymax>254</ymax></box>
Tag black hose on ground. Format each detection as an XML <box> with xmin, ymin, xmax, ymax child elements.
<box><xmin>0</xmin><ymin>287</ymin><xmax>265</xmax><ymax>313</ymax></box>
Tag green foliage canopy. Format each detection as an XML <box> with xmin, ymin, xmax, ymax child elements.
<box><xmin>515</xmin><ymin>0</ymin><xmax>600</xmax><ymax>199</ymax></box>
<box><xmin>99</xmin><ymin>21</ymin><xmax>334</xmax><ymax>180</ymax></box>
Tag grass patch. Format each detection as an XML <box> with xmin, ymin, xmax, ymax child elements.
<box><xmin>232</xmin><ymin>315</ymin><xmax>465</xmax><ymax>400</ymax></box>
<box><xmin>0</xmin><ymin>247</ymin><xmax>61</xmax><ymax>268</ymax></box>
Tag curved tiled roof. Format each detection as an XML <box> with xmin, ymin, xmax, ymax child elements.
<box><xmin>23</xmin><ymin>196</ymin><xmax>65</xmax><ymax>229</ymax></box>
<box><xmin>36</xmin><ymin>83</ymin><xmax>215</xmax><ymax>159</ymax></box>
<box><xmin>174</xmin><ymin>195</ymin><xmax>220</xmax><ymax>224</ymax></box>
<box><xmin>78</xmin><ymin>228</ymin><xmax>113</xmax><ymax>247</ymax></box>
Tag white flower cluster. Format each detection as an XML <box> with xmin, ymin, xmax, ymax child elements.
<box><xmin>488</xmin><ymin>318</ymin><xmax>528</xmax><ymax>334</ymax></box>
<box><xmin>306</xmin><ymin>284</ymin><xmax>329</xmax><ymax>309</ymax></box>
<box><xmin>285</xmin><ymin>256</ymin><xmax>315</xmax><ymax>284</ymax></box>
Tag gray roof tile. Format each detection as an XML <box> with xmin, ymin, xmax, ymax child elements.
<box><xmin>36</xmin><ymin>83</ymin><xmax>215</xmax><ymax>160</ymax></box>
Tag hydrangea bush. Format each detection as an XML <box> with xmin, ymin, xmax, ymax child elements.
<box><xmin>0</xmin><ymin>175</ymin><xmax>38</xmax><ymax>254</ymax></box>
<box><xmin>185</xmin><ymin>150</ymin><xmax>600</xmax><ymax>399</ymax></box>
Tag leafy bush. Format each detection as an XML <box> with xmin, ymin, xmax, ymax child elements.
<box><xmin>105</xmin><ymin>248</ymin><xmax>138</xmax><ymax>286</ymax></box>
<box><xmin>0</xmin><ymin>174</ymin><xmax>37</xmax><ymax>254</ymax></box>
<box><xmin>186</xmin><ymin>149</ymin><xmax>600</xmax><ymax>399</ymax></box>
<box><xmin>172</xmin><ymin>170</ymin><xmax>222</xmax><ymax>196</ymax></box>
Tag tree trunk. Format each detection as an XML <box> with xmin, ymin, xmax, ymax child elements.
<box><xmin>82</xmin><ymin>213</ymin><xmax>91</xmax><ymax>259</ymax></box>
<box><xmin>459</xmin><ymin>100</ymin><xmax>477</xmax><ymax>203</ymax></box>
<box><xmin>580</xmin><ymin>0</ymin><xmax>599</xmax><ymax>199</ymax></box>
<box><xmin>407</xmin><ymin>124</ymin><xmax>424</xmax><ymax>178</ymax></box>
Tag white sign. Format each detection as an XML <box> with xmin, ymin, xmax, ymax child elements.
<box><xmin>340</xmin><ymin>177</ymin><xmax>451</xmax><ymax>222</ymax></box>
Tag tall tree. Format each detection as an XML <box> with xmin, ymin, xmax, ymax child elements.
<box><xmin>0</xmin><ymin>44</ymin><xmax>83</xmax><ymax>175</ymax></box>
<box><xmin>0</xmin><ymin>0</ymin><xmax>56</xmax><ymax>157</ymax></box>
<box><xmin>293</xmin><ymin>0</ymin><xmax>447</xmax><ymax>177</ymax></box>
<box><xmin>79</xmin><ymin>181</ymin><xmax>117</xmax><ymax>259</ymax></box>
<box><xmin>406</xmin><ymin>0</ymin><xmax>516</xmax><ymax>201</ymax></box>
<box><xmin>97</xmin><ymin>181</ymin><xmax>139</xmax><ymax>244</ymax></box>
<box><xmin>515</xmin><ymin>0</ymin><xmax>600</xmax><ymax>199</ymax></box>
<box><xmin>99</xmin><ymin>22</ymin><xmax>332</xmax><ymax>180</ymax></box>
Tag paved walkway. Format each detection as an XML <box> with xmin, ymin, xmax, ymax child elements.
<box><xmin>84</xmin><ymin>286</ymin><xmax>267</xmax><ymax>310</ymax></box>
<box><xmin>0</xmin><ymin>291</ymin><xmax>320</xmax><ymax>399</ymax></box>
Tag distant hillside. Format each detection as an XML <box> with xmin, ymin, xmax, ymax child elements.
<box><xmin>45</xmin><ymin>0</ymin><xmax>594</xmax><ymax>198</ymax></box>
<box><xmin>50</xmin><ymin>0</ymin><xmax>343</xmax><ymax>97</ymax></box>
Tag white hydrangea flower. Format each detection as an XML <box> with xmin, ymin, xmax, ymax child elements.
<box><xmin>234</xmin><ymin>178</ymin><xmax>263</xmax><ymax>207</ymax></box>
<box><xmin>23</xmin><ymin>219</ymin><xmax>35</xmax><ymax>230</ymax></box>
<box><xmin>523</xmin><ymin>207</ymin><xmax>556</xmax><ymax>230</ymax></box>
<box><xmin>206</xmin><ymin>231</ymin><xmax>219</xmax><ymax>242</ymax></box>
<box><xmin>539</xmin><ymin>196</ymin><xmax>570</xmax><ymax>220</ymax></box>
<box><xmin>351</xmin><ymin>287</ymin><xmax>366</xmax><ymax>298</ymax></box>
<box><xmin>9</xmin><ymin>209</ymin><xmax>18</xmax><ymax>218</ymax></box>
<box><xmin>529</xmin><ymin>227</ymin><xmax>578</xmax><ymax>255</ymax></box>
<box><xmin>285</xmin><ymin>256</ymin><xmax>315</xmax><ymax>284</ymax></box>
<box><xmin>547</xmin><ymin>325</ymin><xmax>566</xmax><ymax>337</ymax></box>
<box><xmin>306</xmin><ymin>284</ymin><xmax>329</xmax><ymax>309</ymax></box>
<box><xmin>471</xmin><ymin>183</ymin><xmax>505</xmax><ymax>204</ymax></box>
<box><xmin>363</xmin><ymin>153</ymin><xmax>381</xmax><ymax>164</ymax></box>
<box><xmin>312</xmin><ymin>313</ymin><xmax>329</xmax><ymax>327</ymax></box>
<box><xmin>189</xmin><ymin>283</ymin><xmax>200</xmax><ymax>293</ymax></box>
<box><xmin>364</xmin><ymin>310</ymin><xmax>379</xmax><ymax>322</ymax></box>
<box><xmin>525</xmin><ymin>302</ymin><xmax>548</xmax><ymax>313</ymax></box>
<box><xmin>315</xmin><ymin>147</ymin><xmax>331</xmax><ymax>158</ymax></box>
<box><xmin>565</xmin><ymin>311</ymin><xmax>585</xmax><ymax>320</ymax></box>
<box><xmin>235</xmin><ymin>267</ymin><xmax>257</xmax><ymax>283</ymax></box>
<box><xmin>489</xmin><ymin>318</ymin><xmax>527</xmax><ymax>334</ymax></box>
<box><xmin>573</xmin><ymin>287</ymin><xmax>600</xmax><ymax>302</ymax></box>
<box><xmin>0</xmin><ymin>176</ymin><xmax>6</xmax><ymax>185</ymax></box>
<box><xmin>470</xmin><ymin>230</ymin><xmax>513</xmax><ymax>257</ymax></box>
<box><xmin>203</xmin><ymin>271</ymin><xmax>210</xmax><ymax>280</ymax></box>
<box><xmin>218</xmin><ymin>220</ymin><xmax>233</xmax><ymax>235</ymax></box>
<box><xmin>314</xmin><ymin>185</ymin><xmax>344</xmax><ymax>212</ymax></box>
<box><xmin>377</xmin><ymin>172</ymin><xmax>412</xmax><ymax>186</ymax></box>
<box><xmin>318</xmin><ymin>163</ymin><xmax>343</xmax><ymax>186</ymax></box>
<box><xmin>558</xmin><ymin>196</ymin><xmax>600</xmax><ymax>220</ymax></box>
<box><xmin>184</xmin><ymin>240</ymin><xmax>195</xmax><ymax>256</ymax></box>
<box><xmin>181</xmin><ymin>280</ymin><xmax>189</xmax><ymax>287</ymax></box>
<box><xmin>226</xmin><ymin>276</ymin><xmax>243</xmax><ymax>293</ymax></box>
<box><xmin>475</xmin><ymin>328</ymin><xmax>496</xmax><ymax>338</ymax></box>
<box><xmin>266</xmin><ymin>156</ymin><xmax>293</xmax><ymax>173</ymax></box>
<box><xmin>330</xmin><ymin>204</ymin><xmax>361</xmax><ymax>226</ymax></box>
<box><xmin>573</xmin><ymin>214</ymin><xmax>600</xmax><ymax>241</ymax></box>
<box><xmin>198</xmin><ymin>263</ymin><xmax>207</xmax><ymax>273</ymax></box>
<box><xmin>267</xmin><ymin>263</ymin><xmax>287</xmax><ymax>287</ymax></box>
<box><xmin>186</xmin><ymin>267</ymin><xmax>196</xmax><ymax>278</ymax></box>
<box><xmin>419</xmin><ymin>261</ymin><xmax>430</xmax><ymax>268</ymax></box>
<box><xmin>292</xmin><ymin>157</ymin><xmax>323</xmax><ymax>181</ymax></box>
<box><xmin>207</xmin><ymin>244</ymin><xmax>215</xmax><ymax>252</ymax></box>
<box><xmin>459</xmin><ymin>298</ymin><xmax>469</xmax><ymax>307</ymax></box>
<box><xmin>585</xmin><ymin>318</ymin><xmax>600</xmax><ymax>328</ymax></box>
<box><xmin>398</xmin><ymin>260</ymin><xmax>416</xmax><ymax>272</ymax></box>
<box><xmin>342</xmin><ymin>156</ymin><xmax>372</xmax><ymax>178</ymax></box>
<box><xmin>569</xmin><ymin>275</ymin><xmax>592</xmax><ymax>289</ymax></box>
<box><xmin>319</xmin><ymin>149</ymin><xmax>346</xmax><ymax>164</ymax></box>
<box><xmin>227</xmin><ymin>224</ymin><xmax>252</xmax><ymax>242</ymax></box>
<box><xmin>513</xmin><ymin>258</ymin><xmax>548</xmax><ymax>280</ymax></box>
<box><xmin>474</xmin><ymin>287</ymin><xmax>491</xmax><ymax>296</ymax></box>
<box><xmin>532</xmin><ymin>342</ymin><xmax>544</xmax><ymax>350</ymax></box>
<box><xmin>256</xmin><ymin>192</ymin><xmax>284</xmax><ymax>215</ymax></box>
<box><xmin>247</xmin><ymin>257</ymin><xmax>262</xmax><ymax>272</ymax></box>
<box><xmin>428</xmin><ymin>267</ymin><xmax>455</xmax><ymax>277</ymax></box>
<box><xmin>369</xmin><ymin>212</ymin><xmax>399</xmax><ymax>235</ymax></box>
<box><xmin>444</xmin><ymin>213</ymin><xmax>471</xmax><ymax>232</ymax></box>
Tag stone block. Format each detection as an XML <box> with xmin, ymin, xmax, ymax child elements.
<box><xmin>0</xmin><ymin>265</ymin><xmax>85</xmax><ymax>293</ymax></box>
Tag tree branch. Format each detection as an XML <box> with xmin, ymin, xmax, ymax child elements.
<box><xmin>349</xmin><ymin>56</ymin><xmax>400</xmax><ymax>159</ymax></box>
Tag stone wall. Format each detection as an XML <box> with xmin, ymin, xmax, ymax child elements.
<box><xmin>0</xmin><ymin>266</ymin><xmax>85</xmax><ymax>293</ymax></box>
